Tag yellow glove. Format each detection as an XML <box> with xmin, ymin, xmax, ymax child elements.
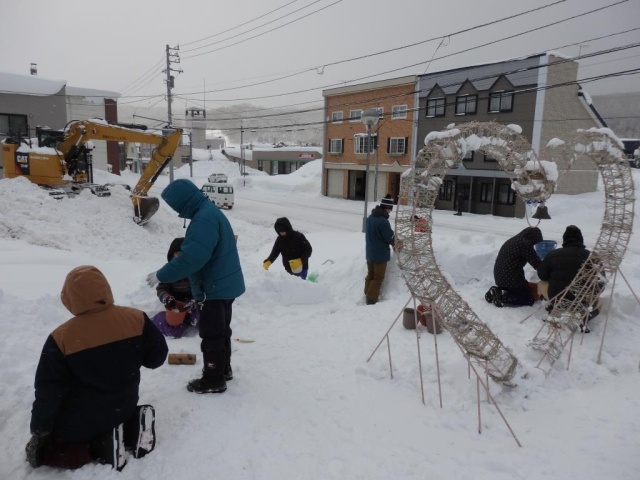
<box><xmin>263</xmin><ymin>260</ymin><xmax>272</xmax><ymax>270</ymax></box>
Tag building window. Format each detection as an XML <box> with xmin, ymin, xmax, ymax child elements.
<box><xmin>349</xmin><ymin>109</ymin><xmax>362</xmax><ymax>122</ymax></box>
<box><xmin>329</xmin><ymin>138</ymin><xmax>343</xmax><ymax>154</ymax></box>
<box><xmin>483</xmin><ymin>153</ymin><xmax>497</xmax><ymax>162</ymax></box>
<box><xmin>374</xmin><ymin>107</ymin><xmax>384</xmax><ymax>119</ymax></box>
<box><xmin>439</xmin><ymin>179</ymin><xmax>454</xmax><ymax>201</ymax></box>
<box><xmin>391</xmin><ymin>105</ymin><xmax>407</xmax><ymax>119</ymax></box>
<box><xmin>497</xmin><ymin>184</ymin><xmax>516</xmax><ymax>205</ymax></box>
<box><xmin>479</xmin><ymin>183</ymin><xmax>493</xmax><ymax>203</ymax></box>
<box><xmin>354</xmin><ymin>134</ymin><xmax>377</xmax><ymax>154</ymax></box>
<box><xmin>426</xmin><ymin>98</ymin><xmax>445</xmax><ymax>117</ymax></box>
<box><xmin>331</xmin><ymin>111</ymin><xmax>343</xmax><ymax>123</ymax></box>
<box><xmin>0</xmin><ymin>113</ymin><xmax>28</xmax><ymax>136</ymax></box>
<box><xmin>489</xmin><ymin>91</ymin><xmax>514</xmax><ymax>113</ymax></box>
<box><xmin>463</xmin><ymin>150</ymin><xmax>474</xmax><ymax>162</ymax></box>
<box><xmin>388</xmin><ymin>137</ymin><xmax>407</xmax><ymax>155</ymax></box>
<box><xmin>455</xmin><ymin>95</ymin><xmax>477</xmax><ymax>115</ymax></box>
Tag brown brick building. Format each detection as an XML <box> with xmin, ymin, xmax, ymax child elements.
<box><xmin>322</xmin><ymin>75</ymin><xmax>418</xmax><ymax>204</ymax></box>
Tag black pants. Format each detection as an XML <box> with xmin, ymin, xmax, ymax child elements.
<box><xmin>500</xmin><ymin>285</ymin><xmax>534</xmax><ymax>307</ymax></box>
<box><xmin>199</xmin><ymin>299</ymin><xmax>234</xmax><ymax>354</ymax></box>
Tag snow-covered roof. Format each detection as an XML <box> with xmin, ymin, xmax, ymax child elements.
<box><xmin>66</xmin><ymin>85</ymin><xmax>120</xmax><ymax>100</ymax></box>
<box><xmin>0</xmin><ymin>70</ymin><xmax>66</xmax><ymax>96</ymax></box>
<box><xmin>0</xmin><ymin>71</ymin><xmax>121</xmax><ymax>99</ymax></box>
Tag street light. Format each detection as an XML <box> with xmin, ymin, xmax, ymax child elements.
<box><xmin>361</xmin><ymin>108</ymin><xmax>379</xmax><ymax>232</ymax></box>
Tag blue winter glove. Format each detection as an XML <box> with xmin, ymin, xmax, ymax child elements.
<box><xmin>299</xmin><ymin>269</ymin><xmax>308</xmax><ymax>280</ymax></box>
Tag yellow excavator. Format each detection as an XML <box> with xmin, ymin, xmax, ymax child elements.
<box><xmin>1</xmin><ymin>119</ymin><xmax>183</xmax><ymax>225</ymax></box>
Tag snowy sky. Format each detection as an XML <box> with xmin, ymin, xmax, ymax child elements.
<box><xmin>1</xmin><ymin>0</ymin><xmax>639</xmax><ymax>117</ymax></box>
<box><xmin>0</xmin><ymin>146</ymin><xmax>639</xmax><ymax>479</ymax></box>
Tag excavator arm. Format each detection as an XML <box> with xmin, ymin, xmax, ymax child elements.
<box><xmin>56</xmin><ymin>120</ymin><xmax>183</xmax><ymax>224</ymax></box>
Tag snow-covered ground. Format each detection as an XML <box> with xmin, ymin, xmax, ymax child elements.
<box><xmin>1</xmin><ymin>149</ymin><xmax>639</xmax><ymax>480</ymax></box>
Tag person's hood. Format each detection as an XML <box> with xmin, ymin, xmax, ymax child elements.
<box><xmin>371</xmin><ymin>206</ymin><xmax>390</xmax><ymax>218</ymax></box>
<box><xmin>161</xmin><ymin>179</ymin><xmax>208</xmax><ymax>219</ymax></box>
<box><xmin>60</xmin><ymin>265</ymin><xmax>114</xmax><ymax>316</ymax></box>
<box><xmin>274</xmin><ymin>217</ymin><xmax>293</xmax><ymax>234</ymax></box>
<box><xmin>518</xmin><ymin>226</ymin><xmax>543</xmax><ymax>245</ymax></box>
<box><xmin>167</xmin><ymin>237</ymin><xmax>184</xmax><ymax>262</ymax></box>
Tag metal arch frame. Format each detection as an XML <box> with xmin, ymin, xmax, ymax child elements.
<box><xmin>395</xmin><ymin>122</ymin><xmax>556</xmax><ymax>385</ymax></box>
<box><xmin>530</xmin><ymin>129</ymin><xmax>634</xmax><ymax>368</ymax></box>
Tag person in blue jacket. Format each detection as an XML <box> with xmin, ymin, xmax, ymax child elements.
<box><xmin>146</xmin><ymin>179</ymin><xmax>245</xmax><ymax>394</ymax></box>
<box><xmin>364</xmin><ymin>195</ymin><xmax>395</xmax><ymax>305</ymax></box>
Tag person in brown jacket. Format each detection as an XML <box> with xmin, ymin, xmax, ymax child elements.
<box><xmin>26</xmin><ymin>266</ymin><xmax>168</xmax><ymax>471</ymax></box>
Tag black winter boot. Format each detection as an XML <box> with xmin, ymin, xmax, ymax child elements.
<box><xmin>89</xmin><ymin>424</ymin><xmax>127</xmax><ymax>471</ymax></box>
<box><xmin>224</xmin><ymin>339</ymin><xmax>233</xmax><ymax>381</ymax></box>
<box><xmin>123</xmin><ymin>405</ymin><xmax>156</xmax><ymax>459</ymax></box>
<box><xmin>187</xmin><ymin>351</ymin><xmax>227</xmax><ymax>394</ymax></box>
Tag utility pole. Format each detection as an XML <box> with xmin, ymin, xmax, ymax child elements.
<box><xmin>163</xmin><ymin>44</ymin><xmax>182</xmax><ymax>182</ymax></box>
<box><xmin>189</xmin><ymin>130</ymin><xmax>193</xmax><ymax>178</ymax></box>
<box><xmin>240</xmin><ymin>121</ymin><xmax>246</xmax><ymax>186</ymax></box>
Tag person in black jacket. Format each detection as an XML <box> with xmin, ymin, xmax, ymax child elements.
<box><xmin>26</xmin><ymin>266</ymin><xmax>168</xmax><ymax>471</ymax></box>
<box><xmin>263</xmin><ymin>217</ymin><xmax>312</xmax><ymax>279</ymax></box>
<box><xmin>486</xmin><ymin>226</ymin><xmax>543</xmax><ymax>307</ymax></box>
<box><xmin>537</xmin><ymin>226</ymin><xmax>604</xmax><ymax>328</ymax></box>
<box><xmin>537</xmin><ymin>225</ymin><xmax>590</xmax><ymax>302</ymax></box>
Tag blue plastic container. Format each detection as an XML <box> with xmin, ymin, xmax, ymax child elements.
<box><xmin>534</xmin><ymin>240</ymin><xmax>557</xmax><ymax>260</ymax></box>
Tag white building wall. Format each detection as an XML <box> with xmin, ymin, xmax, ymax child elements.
<box><xmin>66</xmin><ymin>95</ymin><xmax>109</xmax><ymax>170</ymax></box>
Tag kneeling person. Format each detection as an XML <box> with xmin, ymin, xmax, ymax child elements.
<box><xmin>26</xmin><ymin>266</ymin><xmax>168</xmax><ymax>471</ymax></box>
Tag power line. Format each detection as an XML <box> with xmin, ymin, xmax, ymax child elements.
<box><xmin>118</xmin><ymin>57</ymin><xmax>165</xmax><ymax>94</ymax></box>
<box><xmin>181</xmin><ymin>0</ymin><xmax>302</xmax><ymax>47</ymax></box>
<box><xmin>182</xmin><ymin>0</ymin><xmax>325</xmax><ymax>53</ymax></box>
<box><xmin>175</xmin><ymin>0</ymin><xmax>568</xmax><ymax>97</ymax></box>
<box><xmin>178</xmin><ymin>0</ymin><xmax>630</xmax><ymax>103</ymax></box>
<box><xmin>181</xmin><ymin>0</ymin><xmax>344</xmax><ymax>60</ymax></box>
<box><xmin>173</xmin><ymin>42</ymin><xmax>640</xmax><ymax>124</ymax></box>
<box><xmin>167</xmin><ymin>25</ymin><xmax>640</xmax><ymax>117</ymax></box>
<box><xmin>179</xmin><ymin>68</ymin><xmax>640</xmax><ymax>133</ymax></box>
<box><xmin>175</xmin><ymin>23</ymin><xmax>640</xmax><ymax>101</ymax></box>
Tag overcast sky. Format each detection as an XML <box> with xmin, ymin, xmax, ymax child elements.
<box><xmin>2</xmin><ymin>0</ymin><xmax>639</xmax><ymax>124</ymax></box>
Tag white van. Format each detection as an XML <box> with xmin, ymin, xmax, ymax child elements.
<box><xmin>201</xmin><ymin>182</ymin><xmax>234</xmax><ymax>209</ymax></box>
<box><xmin>208</xmin><ymin>173</ymin><xmax>228</xmax><ymax>183</ymax></box>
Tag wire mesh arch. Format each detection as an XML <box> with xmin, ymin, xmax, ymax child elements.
<box><xmin>395</xmin><ymin>122</ymin><xmax>557</xmax><ymax>385</ymax></box>
<box><xmin>529</xmin><ymin>128</ymin><xmax>634</xmax><ymax>366</ymax></box>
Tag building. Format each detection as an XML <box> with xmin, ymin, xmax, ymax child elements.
<box><xmin>620</xmin><ymin>138</ymin><xmax>640</xmax><ymax>168</ymax></box>
<box><xmin>321</xmin><ymin>54</ymin><xmax>607</xmax><ymax>218</ymax></box>
<box><xmin>0</xmin><ymin>70</ymin><xmax>121</xmax><ymax>173</ymax></box>
<box><xmin>417</xmin><ymin>53</ymin><xmax>606</xmax><ymax>217</ymax></box>
<box><xmin>322</xmin><ymin>75</ymin><xmax>418</xmax><ymax>203</ymax></box>
<box><xmin>222</xmin><ymin>145</ymin><xmax>322</xmax><ymax>175</ymax></box>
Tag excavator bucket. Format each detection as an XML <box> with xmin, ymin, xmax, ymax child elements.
<box><xmin>132</xmin><ymin>195</ymin><xmax>160</xmax><ymax>225</ymax></box>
